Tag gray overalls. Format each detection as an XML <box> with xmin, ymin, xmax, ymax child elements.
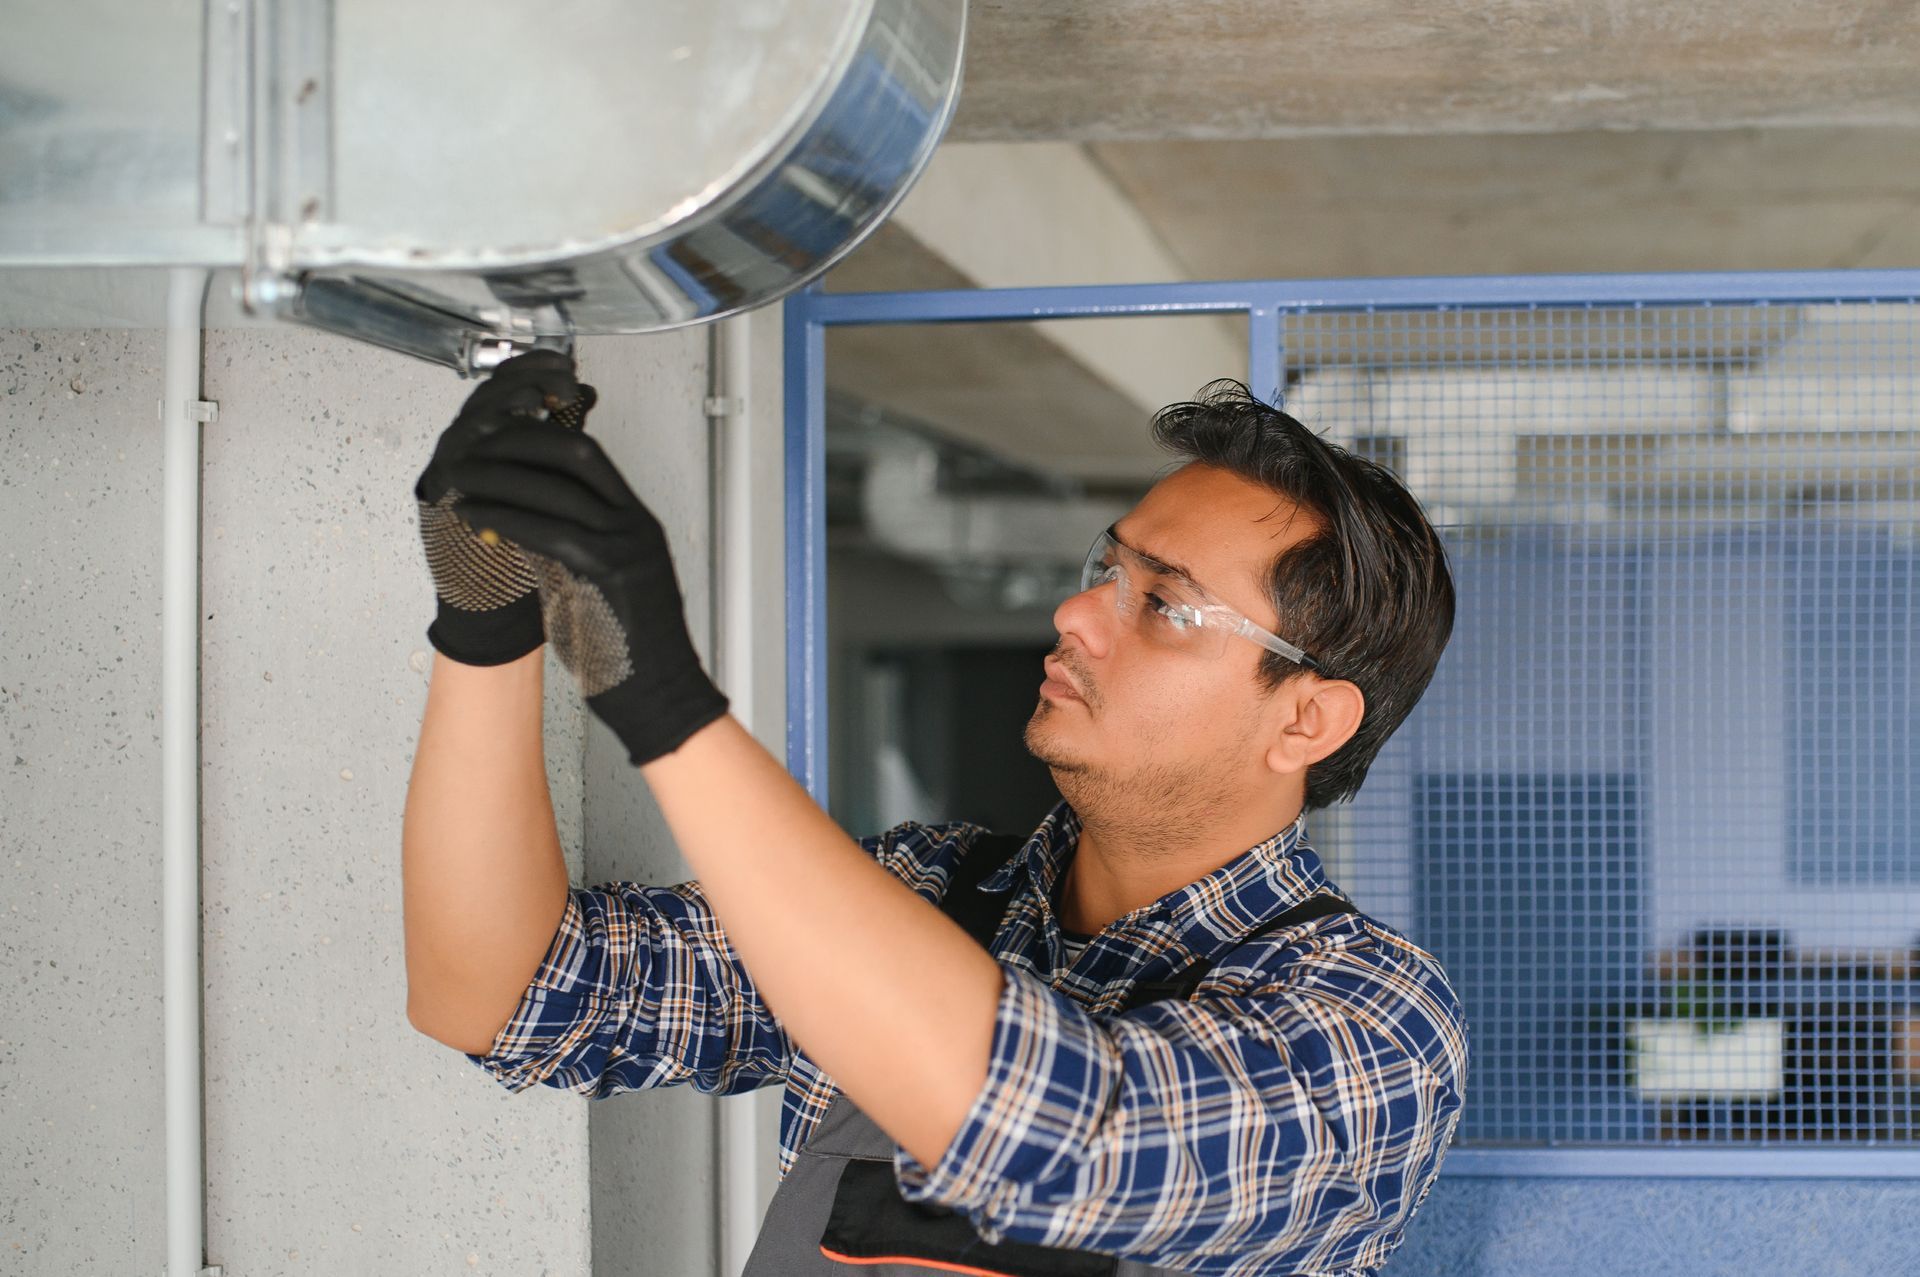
<box><xmin>742</xmin><ymin>832</ymin><xmax>1359</xmax><ymax>1277</ymax></box>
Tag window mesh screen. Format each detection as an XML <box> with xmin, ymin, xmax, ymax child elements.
<box><xmin>1285</xmin><ymin>303</ymin><xmax>1920</xmax><ymax>1149</ymax></box>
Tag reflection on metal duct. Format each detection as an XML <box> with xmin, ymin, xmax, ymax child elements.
<box><xmin>0</xmin><ymin>0</ymin><xmax>966</xmax><ymax>372</ymax></box>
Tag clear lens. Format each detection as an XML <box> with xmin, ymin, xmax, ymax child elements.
<box><xmin>1079</xmin><ymin>531</ymin><xmax>1231</xmax><ymax>657</ymax></box>
<box><xmin>1075</xmin><ymin>529</ymin><xmax>1319</xmax><ymax>671</ymax></box>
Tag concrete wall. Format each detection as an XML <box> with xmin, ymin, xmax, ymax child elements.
<box><xmin>2</xmin><ymin>316</ymin><xmax>788</xmax><ymax>1275</ymax></box>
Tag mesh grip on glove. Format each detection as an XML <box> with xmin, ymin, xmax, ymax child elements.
<box><xmin>419</xmin><ymin>491</ymin><xmax>539</xmax><ymax>611</ymax></box>
<box><xmin>529</xmin><ymin>545</ymin><xmax>731</xmax><ymax>764</ymax></box>
<box><xmin>524</xmin><ymin>556</ymin><xmax>635</xmax><ymax>698</ymax></box>
<box><xmin>530</xmin><ymin>520</ymin><xmax>729</xmax><ymax>766</ymax></box>
<box><xmin>421</xmin><ymin>387</ymin><xmax>598</xmax><ymax>609</ymax></box>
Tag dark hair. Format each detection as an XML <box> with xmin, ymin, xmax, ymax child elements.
<box><xmin>1150</xmin><ymin>379</ymin><xmax>1455</xmax><ymax>810</ymax></box>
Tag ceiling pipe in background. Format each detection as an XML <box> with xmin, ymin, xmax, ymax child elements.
<box><xmin>861</xmin><ymin>436</ymin><xmax>1132</xmax><ymax>591</ymax></box>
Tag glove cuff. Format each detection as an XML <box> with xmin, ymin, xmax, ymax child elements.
<box><xmin>589</xmin><ymin>668</ymin><xmax>731</xmax><ymax>767</ymax></box>
<box><xmin>426</xmin><ymin>591</ymin><xmax>547</xmax><ymax>667</ymax></box>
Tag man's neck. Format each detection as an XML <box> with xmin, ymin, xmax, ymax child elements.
<box><xmin>1056</xmin><ymin>802</ymin><xmax>1304</xmax><ymax>935</ymax></box>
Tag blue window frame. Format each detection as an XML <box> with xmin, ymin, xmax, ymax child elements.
<box><xmin>783</xmin><ymin>270</ymin><xmax>1920</xmax><ymax>1178</ymax></box>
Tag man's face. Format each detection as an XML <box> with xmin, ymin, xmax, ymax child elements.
<box><xmin>1025</xmin><ymin>462</ymin><xmax>1324</xmax><ymax>822</ymax></box>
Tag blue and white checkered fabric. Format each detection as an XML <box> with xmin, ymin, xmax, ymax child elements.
<box><xmin>466</xmin><ymin>799</ymin><xmax>1469</xmax><ymax>1275</ymax></box>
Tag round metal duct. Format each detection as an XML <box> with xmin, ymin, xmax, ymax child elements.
<box><xmin>0</xmin><ymin>0</ymin><xmax>967</xmax><ymax>370</ymax></box>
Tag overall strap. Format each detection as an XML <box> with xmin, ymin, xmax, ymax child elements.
<box><xmin>937</xmin><ymin>830</ymin><xmax>1028</xmax><ymax>949</ymax></box>
<box><xmin>1117</xmin><ymin>892</ymin><xmax>1358</xmax><ymax>1014</ymax></box>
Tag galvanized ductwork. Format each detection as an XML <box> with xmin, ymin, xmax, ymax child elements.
<box><xmin>0</xmin><ymin>0</ymin><xmax>966</xmax><ymax>369</ymax></box>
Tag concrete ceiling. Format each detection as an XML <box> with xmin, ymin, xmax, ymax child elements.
<box><xmin>824</xmin><ymin>4</ymin><xmax>1920</xmax><ymax>486</ymax></box>
<box><xmin>8</xmin><ymin>0</ymin><xmax>1918</xmax><ymax>492</ymax></box>
<box><xmin>950</xmin><ymin>0</ymin><xmax>1920</xmax><ymax>141</ymax></box>
<box><xmin>1089</xmin><ymin>127</ymin><xmax>1920</xmax><ymax>279</ymax></box>
<box><xmin>824</xmin><ymin>219</ymin><xmax>1186</xmax><ymax>483</ymax></box>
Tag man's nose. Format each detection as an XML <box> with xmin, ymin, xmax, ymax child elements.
<box><xmin>1052</xmin><ymin>578</ymin><xmax>1116</xmax><ymax>661</ymax></box>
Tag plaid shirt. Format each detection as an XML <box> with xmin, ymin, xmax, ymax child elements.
<box><xmin>465</xmin><ymin>800</ymin><xmax>1469</xmax><ymax>1276</ymax></box>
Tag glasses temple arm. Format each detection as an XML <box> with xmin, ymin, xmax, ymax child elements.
<box><xmin>1238</xmin><ymin>617</ymin><xmax>1320</xmax><ymax>671</ymax></box>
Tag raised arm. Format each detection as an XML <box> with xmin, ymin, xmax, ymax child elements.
<box><xmin>402</xmin><ymin>648</ymin><xmax>570</xmax><ymax>1054</ymax></box>
<box><xmin>399</xmin><ymin>352</ymin><xmax>591</xmax><ymax>1052</ymax></box>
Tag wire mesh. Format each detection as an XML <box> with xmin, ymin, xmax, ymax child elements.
<box><xmin>1285</xmin><ymin>301</ymin><xmax>1920</xmax><ymax>1149</ymax></box>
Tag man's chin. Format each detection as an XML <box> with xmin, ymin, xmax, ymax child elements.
<box><xmin>1023</xmin><ymin>717</ymin><xmax>1085</xmax><ymax>772</ymax></box>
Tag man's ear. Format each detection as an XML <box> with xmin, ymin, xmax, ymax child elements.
<box><xmin>1264</xmin><ymin>676</ymin><xmax>1366</xmax><ymax>775</ymax></box>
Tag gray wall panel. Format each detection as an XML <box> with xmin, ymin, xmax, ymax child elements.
<box><xmin>2</xmin><ymin>320</ymin><xmax>738</xmax><ymax>1274</ymax></box>
<box><xmin>572</xmin><ymin>330</ymin><xmax>725</xmax><ymax>1277</ymax></box>
<box><xmin>2</xmin><ymin>328</ymin><xmax>171</xmax><ymax>1273</ymax></box>
<box><xmin>196</xmin><ymin>326</ymin><xmax>596</xmax><ymax>1274</ymax></box>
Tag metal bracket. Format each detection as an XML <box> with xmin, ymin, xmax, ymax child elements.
<box><xmin>467</xmin><ymin>332</ymin><xmax>575</xmax><ymax>377</ymax></box>
<box><xmin>156</xmin><ymin>399</ymin><xmax>220</xmax><ymax>424</ymax></box>
<box><xmin>212</xmin><ymin>0</ymin><xmax>335</xmax><ymax>316</ymax></box>
<box><xmin>268</xmin><ymin>274</ymin><xmax>573</xmax><ymax>376</ymax></box>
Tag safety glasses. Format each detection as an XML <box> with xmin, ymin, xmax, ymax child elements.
<box><xmin>1079</xmin><ymin>527</ymin><xmax>1320</xmax><ymax>671</ymax></box>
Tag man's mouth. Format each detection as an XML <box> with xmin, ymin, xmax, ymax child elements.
<box><xmin>1041</xmin><ymin>656</ymin><xmax>1081</xmax><ymax>701</ymax></box>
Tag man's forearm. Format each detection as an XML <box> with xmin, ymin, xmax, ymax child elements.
<box><xmin>641</xmin><ymin>713</ymin><xmax>1003</xmax><ymax>1170</ymax></box>
<box><xmin>401</xmin><ymin>647</ymin><xmax>571</xmax><ymax>1051</ymax></box>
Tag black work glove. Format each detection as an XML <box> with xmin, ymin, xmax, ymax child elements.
<box><xmin>414</xmin><ymin>350</ymin><xmax>598</xmax><ymax>666</ymax></box>
<box><xmin>438</xmin><ymin>410</ymin><xmax>730</xmax><ymax>766</ymax></box>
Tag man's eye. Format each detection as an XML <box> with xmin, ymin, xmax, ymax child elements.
<box><xmin>1147</xmin><ymin>595</ymin><xmax>1194</xmax><ymax>629</ymax></box>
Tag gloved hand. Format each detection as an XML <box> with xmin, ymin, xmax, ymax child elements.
<box><xmin>414</xmin><ymin>350</ymin><xmax>597</xmax><ymax>666</ymax></box>
<box><xmin>437</xmin><ymin>408</ymin><xmax>731</xmax><ymax>766</ymax></box>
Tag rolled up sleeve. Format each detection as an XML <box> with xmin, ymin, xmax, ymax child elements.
<box><xmin>461</xmin><ymin>822</ymin><xmax>970</xmax><ymax>1104</ymax></box>
<box><xmin>463</xmin><ymin>882</ymin><xmax>796</xmax><ymax>1100</ymax></box>
<box><xmin>891</xmin><ymin>961</ymin><xmax>1464</xmax><ymax>1268</ymax></box>
<box><xmin>892</xmin><ymin>965</ymin><xmax>1116</xmax><ymax>1216</ymax></box>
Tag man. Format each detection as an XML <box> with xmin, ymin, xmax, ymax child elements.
<box><xmin>403</xmin><ymin>351</ymin><xmax>1468</xmax><ymax>1276</ymax></box>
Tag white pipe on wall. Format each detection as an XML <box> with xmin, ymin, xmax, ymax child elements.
<box><xmin>161</xmin><ymin>267</ymin><xmax>211</xmax><ymax>1277</ymax></box>
<box><xmin>710</xmin><ymin>313</ymin><xmax>772</xmax><ymax>1276</ymax></box>
<box><xmin>715</xmin><ymin>314</ymin><xmax>756</xmax><ymax>781</ymax></box>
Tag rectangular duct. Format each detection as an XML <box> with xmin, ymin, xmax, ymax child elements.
<box><xmin>0</xmin><ymin>0</ymin><xmax>966</xmax><ymax>370</ymax></box>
